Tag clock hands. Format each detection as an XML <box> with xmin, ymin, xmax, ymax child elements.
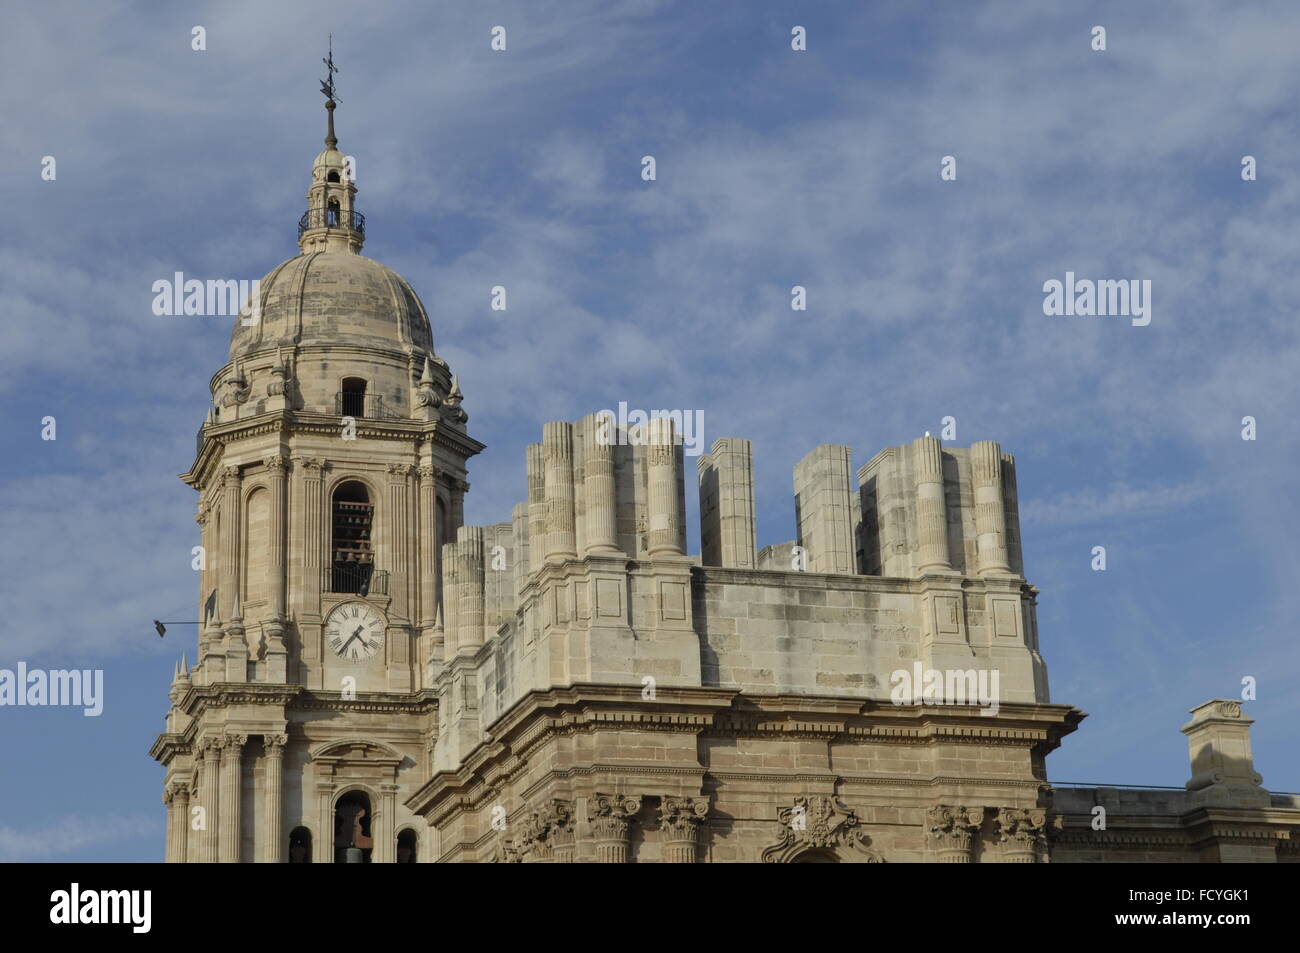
<box><xmin>340</xmin><ymin>625</ymin><xmax>366</xmax><ymax>654</ymax></box>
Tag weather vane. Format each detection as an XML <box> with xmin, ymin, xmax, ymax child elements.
<box><xmin>320</xmin><ymin>33</ymin><xmax>340</xmax><ymax>103</ymax></box>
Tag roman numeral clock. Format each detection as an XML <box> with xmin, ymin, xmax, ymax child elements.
<box><xmin>326</xmin><ymin>602</ymin><xmax>386</xmax><ymax>663</ymax></box>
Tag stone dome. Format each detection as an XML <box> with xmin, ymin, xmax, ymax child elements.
<box><xmin>230</xmin><ymin>250</ymin><xmax>433</xmax><ymax>360</ymax></box>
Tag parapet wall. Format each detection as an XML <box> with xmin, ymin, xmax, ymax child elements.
<box><xmin>426</xmin><ymin>416</ymin><xmax>1050</xmax><ymax>774</ymax></box>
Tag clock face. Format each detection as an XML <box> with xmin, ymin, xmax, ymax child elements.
<box><xmin>326</xmin><ymin>602</ymin><xmax>386</xmax><ymax>663</ymax></box>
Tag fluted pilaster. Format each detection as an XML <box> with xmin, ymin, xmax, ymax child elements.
<box><xmin>199</xmin><ymin>737</ymin><xmax>220</xmax><ymax>863</ymax></box>
<box><xmin>262</xmin><ymin>733</ymin><xmax>287</xmax><ymax>862</ymax></box>
<box><xmin>218</xmin><ymin>732</ymin><xmax>245</xmax><ymax>862</ymax></box>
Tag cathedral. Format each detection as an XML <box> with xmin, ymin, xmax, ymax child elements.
<box><xmin>151</xmin><ymin>97</ymin><xmax>1299</xmax><ymax>864</ymax></box>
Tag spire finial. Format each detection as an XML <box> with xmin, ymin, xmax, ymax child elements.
<box><xmin>320</xmin><ymin>35</ymin><xmax>340</xmax><ymax>149</ymax></box>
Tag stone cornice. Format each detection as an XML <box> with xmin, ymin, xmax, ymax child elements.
<box><xmin>404</xmin><ymin>686</ymin><xmax>1081</xmax><ymax>820</ymax></box>
<box><xmin>182</xmin><ymin>410</ymin><xmax>484</xmax><ymax>489</ymax></box>
<box><xmin>693</xmin><ymin>564</ymin><xmax>1030</xmax><ymax>594</ymax></box>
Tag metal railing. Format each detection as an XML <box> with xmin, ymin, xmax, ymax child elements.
<box><xmin>335</xmin><ymin>391</ymin><xmax>388</xmax><ymax>419</ymax></box>
<box><xmin>298</xmin><ymin>206</ymin><xmax>365</xmax><ymax>238</ymax></box>
<box><xmin>325</xmin><ymin>564</ymin><xmax>388</xmax><ymax>596</ymax></box>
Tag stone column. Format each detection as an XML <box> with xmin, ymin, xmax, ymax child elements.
<box><xmin>927</xmin><ymin>805</ymin><xmax>984</xmax><ymax>863</ymax></box>
<box><xmin>646</xmin><ymin>419</ymin><xmax>683</xmax><ymax>557</ymax></box>
<box><xmin>261</xmin><ymin>733</ymin><xmax>287</xmax><ymax>863</ymax></box>
<box><xmin>293</xmin><ymin>457</ymin><xmax>324</xmax><ymax>686</ymax></box>
<box><xmin>163</xmin><ymin>786</ymin><xmax>176</xmax><ymax>863</ymax></box>
<box><xmin>264</xmin><ymin>455</ymin><xmax>289</xmax><ymax>680</ymax></box>
<box><xmin>911</xmin><ymin>435</ymin><xmax>951</xmax><ymax>573</ymax></box>
<box><xmin>375</xmin><ymin>784</ymin><xmax>399</xmax><ymax>863</ymax></box>
<box><xmin>511</xmin><ymin>501</ymin><xmax>530</xmax><ymax>594</ymax></box>
<box><xmin>526</xmin><ymin>445</ymin><xmax>546</xmax><ymax>572</ymax></box>
<box><xmin>581</xmin><ymin>413</ymin><xmax>620</xmax><ymax>555</ymax></box>
<box><xmin>996</xmin><ymin>807</ymin><xmax>1049</xmax><ymax>863</ymax></box>
<box><xmin>456</xmin><ymin>526</ymin><xmax>485</xmax><ymax>653</ymax></box>
<box><xmin>543</xmin><ymin>422</ymin><xmax>577</xmax><ymax>561</ymax></box>
<box><xmin>793</xmin><ymin>444</ymin><xmax>855</xmax><ymax>573</ymax></box>
<box><xmin>220</xmin><ymin>466</ymin><xmax>249</xmax><ymax>681</ymax></box>
<box><xmin>441</xmin><ymin>540</ymin><xmax>459</xmax><ymax>655</ymax></box>
<box><xmin>587</xmin><ymin>793</ymin><xmax>641</xmax><ymax>863</ymax></box>
<box><xmin>699</xmin><ymin>438</ymin><xmax>757</xmax><ymax>569</ymax></box>
<box><xmin>971</xmin><ymin>441</ymin><xmax>1011</xmax><ymax>575</ymax></box>
<box><xmin>316</xmin><ymin>782</ymin><xmax>334</xmax><ymax>864</ymax></box>
<box><xmin>659</xmin><ymin>796</ymin><xmax>708</xmax><ymax>863</ymax></box>
<box><xmin>387</xmin><ymin>464</ymin><xmax>413</xmax><ymax>623</ymax></box>
<box><xmin>199</xmin><ymin>737</ymin><xmax>221</xmax><ymax>863</ymax></box>
<box><xmin>219</xmin><ymin>465</ymin><xmax>242</xmax><ymax>621</ymax></box>
<box><xmin>449</xmin><ymin>479</ymin><xmax>467</xmax><ymax>536</ymax></box>
<box><xmin>417</xmin><ymin>465</ymin><xmax>440</xmax><ymax>629</ymax></box>
<box><xmin>218</xmin><ymin>732</ymin><xmax>246</xmax><ymax>863</ymax></box>
<box><xmin>550</xmin><ymin>801</ymin><xmax>576</xmax><ymax>864</ymax></box>
<box><xmin>173</xmin><ymin>783</ymin><xmax>190</xmax><ymax>863</ymax></box>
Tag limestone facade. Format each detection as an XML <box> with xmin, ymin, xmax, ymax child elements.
<box><xmin>152</xmin><ymin>105</ymin><xmax>1299</xmax><ymax>863</ymax></box>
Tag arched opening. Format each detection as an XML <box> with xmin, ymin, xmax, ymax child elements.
<box><xmin>327</xmin><ymin>198</ymin><xmax>340</xmax><ymax>226</ymax></box>
<box><xmin>791</xmin><ymin>848</ymin><xmax>839</xmax><ymax>863</ymax></box>
<box><xmin>334</xmin><ymin>791</ymin><xmax>374</xmax><ymax>863</ymax></box>
<box><xmin>327</xmin><ymin>171</ymin><xmax>340</xmax><ymax>183</ymax></box>
<box><xmin>331</xmin><ymin>481</ymin><xmax>374</xmax><ymax>594</ymax></box>
<box><xmin>396</xmin><ymin>828</ymin><xmax>417</xmax><ymax>863</ymax></box>
<box><xmin>340</xmin><ymin>376</ymin><xmax>367</xmax><ymax>418</ymax></box>
<box><xmin>289</xmin><ymin>826</ymin><xmax>312</xmax><ymax>864</ymax></box>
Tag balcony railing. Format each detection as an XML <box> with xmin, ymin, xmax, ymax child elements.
<box><xmin>298</xmin><ymin>206</ymin><xmax>365</xmax><ymax>238</ymax></box>
<box><xmin>335</xmin><ymin>391</ymin><xmax>389</xmax><ymax>419</ymax></box>
<box><xmin>325</xmin><ymin>564</ymin><xmax>388</xmax><ymax>596</ymax></box>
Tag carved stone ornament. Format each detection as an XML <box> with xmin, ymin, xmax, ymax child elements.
<box><xmin>516</xmin><ymin>799</ymin><xmax>574</xmax><ymax>861</ymax></box>
<box><xmin>927</xmin><ymin>805</ymin><xmax>985</xmax><ymax>861</ymax></box>
<box><xmin>586</xmin><ymin>793</ymin><xmax>642</xmax><ymax>842</ymax></box>
<box><xmin>761</xmin><ymin>795</ymin><xmax>885</xmax><ymax>863</ymax></box>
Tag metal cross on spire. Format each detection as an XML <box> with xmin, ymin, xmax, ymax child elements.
<box><xmin>320</xmin><ymin>33</ymin><xmax>340</xmax><ymax>103</ymax></box>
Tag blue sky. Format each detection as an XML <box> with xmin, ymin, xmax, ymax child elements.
<box><xmin>2</xmin><ymin>0</ymin><xmax>1298</xmax><ymax>861</ymax></box>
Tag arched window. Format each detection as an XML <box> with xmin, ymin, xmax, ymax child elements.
<box><xmin>289</xmin><ymin>827</ymin><xmax>312</xmax><ymax>863</ymax></box>
<box><xmin>327</xmin><ymin>198</ymin><xmax>340</xmax><ymax>226</ymax></box>
<box><xmin>396</xmin><ymin>828</ymin><xmax>417</xmax><ymax>863</ymax></box>
<box><xmin>334</xmin><ymin>791</ymin><xmax>374</xmax><ymax>863</ymax></box>
<box><xmin>331</xmin><ymin>481</ymin><xmax>374</xmax><ymax>594</ymax></box>
<box><xmin>327</xmin><ymin>171</ymin><xmax>340</xmax><ymax>183</ymax></box>
<box><xmin>340</xmin><ymin>377</ymin><xmax>367</xmax><ymax>418</ymax></box>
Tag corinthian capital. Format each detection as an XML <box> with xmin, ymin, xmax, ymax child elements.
<box><xmin>659</xmin><ymin>796</ymin><xmax>709</xmax><ymax>840</ymax></box>
<box><xmin>587</xmin><ymin>793</ymin><xmax>641</xmax><ymax>841</ymax></box>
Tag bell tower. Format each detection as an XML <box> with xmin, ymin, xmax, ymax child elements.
<box><xmin>152</xmin><ymin>72</ymin><xmax>483</xmax><ymax>862</ymax></box>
